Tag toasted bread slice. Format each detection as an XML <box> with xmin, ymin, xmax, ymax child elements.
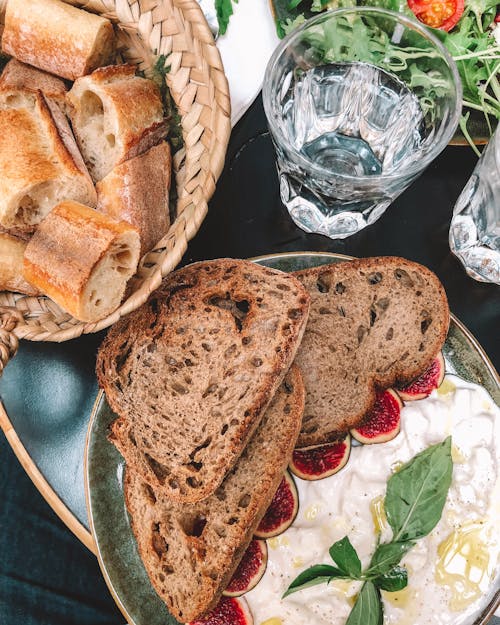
<box><xmin>97</xmin><ymin>259</ymin><xmax>310</xmax><ymax>503</ymax></box>
<box><xmin>293</xmin><ymin>257</ymin><xmax>449</xmax><ymax>447</ymax></box>
<box><xmin>123</xmin><ymin>365</ymin><xmax>304</xmax><ymax>623</ymax></box>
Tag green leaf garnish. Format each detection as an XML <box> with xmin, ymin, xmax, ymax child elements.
<box><xmin>215</xmin><ymin>0</ymin><xmax>238</xmax><ymax>35</ymax></box>
<box><xmin>385</xmin><ymin>437</ymin><xmax>453</xmax><ymax>543</ymax></box>
<box><xmin>345</xmin><ymin>581</ymin><xmax>383</xmax><ymax>625</ymax></box>
<box><xmin>282</xmin><ymin>564</ymin><xmax>349</xmax><ymax>597</ymax></box>
<box><xmin>329</xmin><ymin>536</ymin><xmax>363</xmax><ymax>578</ymax></box>
<box><xmin>366</xmin><ymin>541</ymin><xmax>414</xmax><ymax>576</ymax></box>
<box><xmin>373</xmin><ymin>566</ymin><xmax>408</xmax><ymax>592</ymax></box>
<box><xmin>283</xmin><ymin>440</ymin><xmax>453</xmax><ymax>624</ymax></box>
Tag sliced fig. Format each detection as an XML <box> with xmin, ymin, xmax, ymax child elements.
<box><xmin>351</xmin><ymin>389</ymin><xmax>402</xmax><ymax>444</ymax></box>
<box><xmin>187</xmin><ymin>596</ymin><xmax>253</xmax><ymax>625</ymax></box>
<box><xmin>254</xmin><ymin>471</ymin><xmax>298</xmax><ymax>539</ymax></box>
<box><xmin>289</xmin><ymin>435</ymin><xmax>351</xmax><ymax>481</ymax></box>
<box><xmin>223</xmin><ymin>539</ymin><xmax>268</xmax><ymax>597</ymax></box>
<box><xmin>396</xmin><ymin>352</ymin><xmax>445</xmax><ymax>401</ymax></box>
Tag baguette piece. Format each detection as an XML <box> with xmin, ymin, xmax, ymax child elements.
<box><xmin>67</xmin><ymin>65</ymin><xmax>166</xmax><ymax>181</ymax></box>
<box><xmin>96</xmin><ymin>142</ymin><xmax>171</xmax><ymax>256</ymax></box>
<box><xmin>0</xmin><ymin>90</ymin><xmax>96</xmax><ymax>233</ymax></box>
<box><xmin>23</xmin><ymin>201</ymin><xmax>140</xmax><ymax>322</ymax></box>
<box><xmin>123</xmin><ymin>365</ymin><xmax>305</xmax><ymax>623</ymax></box>
<box><xmin>293</xmin><ymin>257</ymin><xmax>449</xmax><ymax>447</ymax></box>
<box><xmin>0</xmin><ymin>59</ymin><xmax>68</xmax><ymax>112</ymax></box>
<box><xmin>2</xmin><ymin>0</ymin><xmax>115</xmax><ymax>81</ymax></box>
<box><xmin>97</xmin><ymin>259</ymin><xmax>310</xmax><ymax>503</ymax></box>
<box><xmin>0</xmin><ymin>232</ymin><xmax>41</xmax><ymax>296</ymax></box>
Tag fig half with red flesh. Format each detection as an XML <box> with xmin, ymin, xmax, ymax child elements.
<box><xmin>223</xmin><ymin>539</ymin><xmax>268</xmax><ymax>597</ymax></box>
<box><xmin>289</xmin><ymin>435</ymin><xmax>351</xmax><ymax>481</ymax></box>
<box><xmin>254</xmin><ymin>471</ymin><xmax>298</xmax><ymax>539</ymax></box>
<box><xmin>396</xmin><ymin>352</ymin><xmax>445</xmax><ymax>401</ymax></box>
<box><xmin>351</xmin><ymin>389</ymin><xmax>403</xmax><ymax>444</ymax></box>
<box><xmin>187</xmin><ymin>596</ymin><xmax>253</xmax><ymax>625</ymax></box>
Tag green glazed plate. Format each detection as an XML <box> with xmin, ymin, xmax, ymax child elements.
<box><xmin>85</xmin><ymin>252</ymin><xmax>500</xmax><ymax>625</ymax></box>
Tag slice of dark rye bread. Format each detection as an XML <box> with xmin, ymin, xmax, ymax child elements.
<box><xmin>123</xmin><ymin>366</ymin><xmax>305</xmax><ymax>623</ymax></box>
<box><xmin>96</xmin><ymin>259</ymin><xmax>310</xmax><ymax>503</ymax></box>
<box><xmin>293</xmin><ymin>257</ymin><xmax>450</xmax><ymax>447</ymax></box>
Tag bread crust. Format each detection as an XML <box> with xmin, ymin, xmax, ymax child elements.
<box><xmin>2</xmin><ymin>0</ymin><xmax>115</xmax><ymax>80</ymax></box>
<box><xmin>23</xmin><ymin>200</ymin><xmax>140</xmax><ymax>322</ymax></box>
<box><xmin>67</xmin><ymin>64</ymin><xmax>166</xmax><ymax>181</ymax></box>
<box><xmin>0</xmin><ymin>89</ymin><xmax>96</xmax><ymax>232</ymax></box>
<box><xmin>123</xmin><ymin>366</ymin><xmax>305</xmax><ymax>622</ymax></box>
<box><xmin>0</xmin><ymin>232</ymin><xmax>41</xmax><ymax>296</ymax></box>
<box><xmin>96</xmin><ymin>142</ymin><xmax>171</xmax><ymax>256</ymax></box>
<box><xmin>0</xmin><ymin>59</ymin><xmax>68</xmax><ymax>111</ymax></box>
<box><xmin>97</xmin><ymin>259</ymin><xmax>310</xmax><ymax>503</ymax></box>
<box><xmin>293</xmin><ymin>256</ymin><xmax>449</xmax><ymax>446</ymax></box>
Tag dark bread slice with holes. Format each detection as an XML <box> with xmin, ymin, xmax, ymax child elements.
<box><xmin>294</xmin><ymin>257</ymin><xmax>449</xmax><ymax>447</ymax></box>
<box><xmin>123</xmin><ymin>366</ymin><xmax>304</xmax><ymax>623</ymax></box>
<box><xmin>97</xmin><ymin>258</ymin><xmax>310</xmax><ymax>503</ymax></box>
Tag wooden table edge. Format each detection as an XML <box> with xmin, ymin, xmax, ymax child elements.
<box><xmin>0</xmin><ymin>400</ymin><xmax>96</xmax><ymax>555</ymax></box>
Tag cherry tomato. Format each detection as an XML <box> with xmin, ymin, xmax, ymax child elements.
<box><xmin>407</xmin><ymin>0</ymin><xmax>464</xmax><ymax>31</ymax></box>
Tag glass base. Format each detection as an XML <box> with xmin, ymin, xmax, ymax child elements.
<box><xmin>449</xmin><ymin>214</ymin><xmax>500</xmax><ymax>285</ymax></box>
<box><xmin>280</xmin><ymin>173</ymin><xmax>391</xmax><ymax>239</ymax></box>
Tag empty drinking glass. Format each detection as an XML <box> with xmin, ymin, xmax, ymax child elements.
<box><xmin>263</xmin><ymin>7</ymin><xmax>462</xmax><ymax>239</ymax></box>
<box><xmin>449</xmin><ymin>127</ymin><xmax>500</xmax><ymax>285</ymax></box>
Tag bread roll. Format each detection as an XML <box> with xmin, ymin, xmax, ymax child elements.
<box><xmin>0</xmin><ymin>58</ymin><xmax>68</xmax><ymax>112</ymax></box>
<box><xmin>96</xmin><ymin>142</ymin><xmax>171</xmax><ymax>256</ymax></box>
<box><xmin>2</xmin><ymin>0</ymin><xmax>115</xmax><ymax>81</ymax></box>
<box><xmin>0</xmin><ymin>232</ymin><xmax>41</xmax><ymax>296</ymax></box>
<box><xmin>0</xmin><ymin>90</ymin><xmax>97</xmax><ymax>233</ymax></box>
<box><xmin>23</xmin><ymin>201</ymin><xmax>140</xmax><ymax>323</ymax></box>
<box><xmin>67</xmin><ymin>64</ymin><xmax>166</xmax><ymax>181</ymax></box>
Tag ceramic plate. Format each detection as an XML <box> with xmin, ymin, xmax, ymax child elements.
<box><xmin>85</xmin><ymin>252</ymin><xmax>500</xmax><ymax>625</ymax></box>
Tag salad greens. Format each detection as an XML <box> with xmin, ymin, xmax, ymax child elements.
<box><xmin>215</xmin><ymin>0</ymin><xmax>239</xmax><ymax>35</ymax></box>
<box><xmin>283</xmin><ymin>437</ymin><xmax>453</xmax><ymax>625</ymax></box>
<box><xmin>271</xmin><ymin>0</ymin><xmax>500</xmax><ymax>148</ymax></box>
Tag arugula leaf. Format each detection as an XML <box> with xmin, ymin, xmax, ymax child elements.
<box><xmin>329</xmin><ymin>536</ymin><xmax>362</xmax><ymax>578</ymax></box>
<box><xmin>385</xmin><ymin>437</ymin><xmax>453</xmax><ymax>543</ymax></box>
<box><xmin>345</xmin><ymin>581</ymin><xmax>384</xmax><ymax>625</ymax></box>
<box><xmin>215</xmin><ymin>0</ymin><xmax>238</xmax><ymax>35</ymax></box>
<box><xmin>374</xmin><ymin>566</ymin><xmax>408</xmax><ymax>592</ymax></box>
<box><xmin>283</xmin><ymin>564</ymin><xmax>349</xmax><ymax>597</ymax></box>
<box><xmin>366</xmin><ymin>541</ymin><xmax>414</xmax><ymax>576</ymax></box>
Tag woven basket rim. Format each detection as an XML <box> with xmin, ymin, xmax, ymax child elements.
<box><xmin>0</xmin><ymin>0</ymin><xmax>231</xmax><ymax>343</ymax></box>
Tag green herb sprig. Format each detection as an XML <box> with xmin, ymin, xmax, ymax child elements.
<box><xmin>283</xmin><ymin>437</ymin><xmax>453</xmax><ymax>625</ymax></box>
<box><xmin>215</xmin><ymin>0</ymin><xmax>239</xmax><ymax>35</ymax></box>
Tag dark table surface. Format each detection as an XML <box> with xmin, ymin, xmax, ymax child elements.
<box><xmin>0</xmin><ymin>94</ymin><xmax>499</xmax><ymax>623</ymax></box>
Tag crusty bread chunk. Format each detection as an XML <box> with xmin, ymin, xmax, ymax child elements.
<box><xmin>97</xmin><ymin>259</ymin><xmax>310</xmax><ymax>503</ymax></box>
<box><xmin>0</xmin><ymin>232</ymin><xmax>41</xmax><ymax>296</ymax></box>
<box><xmin>294</xmin><ymin>257</ymin><xmax>449</xmax><ymax>446</ymax></box>
<box><xmin>2</xmin><ymin>0</ymin><xmax>115</xmax><ymax>81</ymax></box>
<box><xmin>0</xmin><ymin>90</ymin><xmax>96</xmax><ymax>234</ymax></box>
<box><xmin>67</xmin><ymin>64</ymin><xmax>166</xmax><ymax>181</ymax></box>
<box><xmin>123</xmin><ymin>366</ymin><xmax>304</xmax><ymax>623</ymax></box>
<box><xmin>23</xmin><ymin>201</ymin><xmax>140</xmax><ymax>323</ymax></box>
<box><xmin>0</xmin><ymin>59</ymin><xmax>68</xmax><ymax>112</ymax></box>
<box><xmin>96</xmin><ymin>142</ymin><xmax>171</xmax><ymax>256</ymax></box>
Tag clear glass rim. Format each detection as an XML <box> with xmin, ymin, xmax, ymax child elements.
<box><xmin>262</xmin><ymin>6</ymin><xmax>463</xmax><ymax>184</ymax></box>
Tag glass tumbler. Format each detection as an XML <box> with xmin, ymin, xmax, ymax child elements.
<box><xmin>449</xmin><ymin>127</ymin><xmax>500</xmax><ymax>285</ymax></box>
<box><xmin>262</xmin><ymin>7</ymin><xmax>462</xmax><ymax>239</ymax></box>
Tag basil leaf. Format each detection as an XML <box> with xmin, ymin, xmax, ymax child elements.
<box><xmin>374</xmin><ymin>566</ymin><xmax>408</xmax><ymax>592</ymax></box>
<box><xmin>283</xmin><ymin>564</ymin><xmax>347</xmax><ymax>597</ymax></box>
<box><xmin>345</xmin><ymin>581</ymin><xmax>383</xmax><ymax>625</ymax></box>
<box><xmin>329</xmin><ymin>536</ymin><xmax>362</xmax><ymax>578</ymax></box>
<box><xmin>366</xmin><ymin>541</ymin><xmax>414</xmax><ymax>576</ymax></box>
<box><xmin>385</xmin><ymin>437</ymin><xmax>453</xmax><ymax>543</ymax></box>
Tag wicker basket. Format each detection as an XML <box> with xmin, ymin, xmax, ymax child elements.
<box><xmin>0</xmin><ymin>0</ymin><xmax>231</xmax><ymax>373</ymax></box>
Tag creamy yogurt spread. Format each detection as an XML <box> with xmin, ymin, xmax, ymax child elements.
<box><xmin>245</xmin><ymin>374</ymin><xmax>500</xmax><ymax>625</ymax></box>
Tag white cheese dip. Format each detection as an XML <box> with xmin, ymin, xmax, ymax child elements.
<box><xmin>245</xmin><ymin>375</ymin><xmax>500</xmax><ymax>625</ymax></box>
